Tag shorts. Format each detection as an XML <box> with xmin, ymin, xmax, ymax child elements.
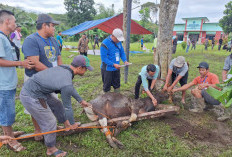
<box><xmin>141</xmin><ymin>44</ymin><xmax>143</xmax><ymax>47</ymax></box>
<box><xmin>0</xmin><ymin>89</ymin><xmax>16</xmax><ymax>126</ymax></box>
<box><xmin>171</xmin><ymin>71</ymin><xmax>188</xmax><ymax>86</ymax></box>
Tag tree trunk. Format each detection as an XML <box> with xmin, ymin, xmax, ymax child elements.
<box><xmin>155</xmin><ymin>0</ymin><xmax>179</xmax><ymax>79</ymax></box>
<box><xmin>123</xmin><ymin>0</ymin><xmax>132</xmax><ymax>83</ymax></box>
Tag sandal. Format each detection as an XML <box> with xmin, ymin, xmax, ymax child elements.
<box><xmin>13</xmin><ymin>131</ymin><xmax>25</xmax><ymax>137</ymax></box>
<box><xmin>47</xmin><ymin>149</ymin><xmax>67</xmax><ymax>157</ymax></box>
<box><xmin>7</xmin><ymin>141</ymin><xmax>26</xmax><ymax>152</ymax></box>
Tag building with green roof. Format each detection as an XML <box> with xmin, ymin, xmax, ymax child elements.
<box><xmin>173</xmin><ymin>17</ymin><xmax>224</xmax><ymax>44</ymax></box>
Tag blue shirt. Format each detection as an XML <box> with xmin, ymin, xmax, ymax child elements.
<box><xmin>141</xmin><ymin>39</ymin><xmax>144</xmax><ymax>44</ymax></box>
<box><xmin>0</xmin><ymin>33</ymin><xmax>18</xmax><ymax>90</ymax></box>
<box><xmin>139</xmin><ymin>65</ymin><xmax>160</xmax><ymax>91</ymax></box>
<box><xmin>22</xmin><ymin>33</ymin><xmax>61</xmax><ymax>77</ymax></box>
<box><xmin>100</xmin><ymin>36</ymin><xmax>127</xmax><ymax>71</ymax></box>
<box><xmin>56</xmin><ymin>35</ymin><xmax>63</xmax><ymax>46</ymax></box>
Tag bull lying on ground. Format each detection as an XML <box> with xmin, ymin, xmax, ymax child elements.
<box><xmin>84</xmin><ymin>92</ymin><xmax>168</xmax><ymax>149</ymax></box>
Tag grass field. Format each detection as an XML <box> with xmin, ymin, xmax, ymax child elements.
<box><xmin>0</xmin><ymin>42</ymin><xmax>232</xmax><ymax>157</ymax></box>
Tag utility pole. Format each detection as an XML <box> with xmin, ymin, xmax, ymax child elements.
<box><xmin>123</xmin><ymin>0</ymin><xmax>132</xmax><ymax>83</ymax></box>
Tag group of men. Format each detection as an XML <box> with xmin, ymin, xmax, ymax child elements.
<box><xmin>0</xmin><ymin>10</ymin><xmax>132</xmax><ymax>156</ymax></box>
<box><xmin>0</xmin><ymin>10</ymin><xmax>93</xmax><ymax>156</ymax></box>
<box><xmin>1</xmin><ymin>9</ymin><xmax>231</xmax><ymax>157</ymax></box>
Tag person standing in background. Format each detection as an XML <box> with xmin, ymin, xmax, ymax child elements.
<box><xmin>191</xmin><ymin>39</ymin><xmax>196</xmax><ymax>50</ymax></box>
<box><xmin>186</xmin><ymin>38</ymin><xmax>191</xmax><ymax>53</ymax></box>
<box><xmin>218</xmin><ymin>37</ymin><xmax>223</xmax><ymax>51</ymax></box>
<box><xmin>10</xmin><ymin>25</ymin><xmax>22</xmax><ymax>61</ymax></box>
<box><xmin>205</xmin><ymin>38</ymin><xmax>208</xmax><ymax>50</ymax></box>
<box><xmin>212</xmin><ymin>37</ymin><xmax>215</xmax><ymax>50</ymax></box>
<box><xmin>78</xmin><ymin>34</ymin><xmax>89</xmax><ymax>56</ymax></box>
<box><xmin>153</xmin><ymin>35</ymin><xmax>157</xmax><ymax>58</ymax></box>
<box><xmin>141</xmin><ymin>37</ymin><xmax>144</xmax><ymax>50</ymax></box>
<box><xmin>94</xmin><ymin>34</ymin><xmax>99</xmax><ymax>49</ymax></box>
<box><xmin>56</xmin><ymin>31</ymin><xmax>63</xmax><ymax>52</ymax></box>
<box><xmin>172</xmin><ymin>36</ymin><xmax>177</xmax><ymax>54</ymax></box>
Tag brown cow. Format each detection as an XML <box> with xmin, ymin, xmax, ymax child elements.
<box><xmin>84</xmin><ymin>91</ymin><xmax>168</xmax><ymax>149</ymax></box>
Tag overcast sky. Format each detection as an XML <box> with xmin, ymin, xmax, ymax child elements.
<box><xmin>0</xmin><ymin>0</ymin><xmax>230</xmax><ymax>23</ymax></box>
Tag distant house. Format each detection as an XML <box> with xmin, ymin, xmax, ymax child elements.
<box><xmin>173</xmin><ymin>17</ymin><xmax>224</xmax><ymax>44</ymax></box>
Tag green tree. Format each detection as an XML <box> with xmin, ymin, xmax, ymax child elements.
<box><xmin>140</xmin><ymin>2</ymin><xmax>159</xmax><ymax>24</ymax></box>
<box><xmin>94</xmin><ymin>3</ymin><xmax>115</xmax><ymax>20</ymax></box>
<box><xmin>219</xmin><ymin>1</ymin><xmax>232</xmax><ymax>34</ymax></box>
<box><xmin>64</xmin><ymin>0</ymin><xmax>96</xmax><ymax>27</ymax></box>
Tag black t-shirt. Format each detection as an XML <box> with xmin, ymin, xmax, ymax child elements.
<box><xmin>219</xmin><ymin>39</ymin><xmax>223</xmax><ymax>44</ymax></box>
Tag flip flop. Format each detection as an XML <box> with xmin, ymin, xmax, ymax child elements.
<box><xmin>13</xmin><ymin>131</ymin><xmax>25</xmax><ymax>137</ymax></box>
<box><xmin>47</xmin><ymin>149</ymin><xmax>67</xmax><ymax>157</ymax></box>
<box><xmin>7</xmin><ymin>141</ymin><xmax>26</xmax><ymax>152</ymax></box>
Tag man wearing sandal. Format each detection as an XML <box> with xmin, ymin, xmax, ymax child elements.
<box><xmin>0</xmin><ymin>10</ymin><xmax>35</xmax><ymax>152</ymax></box>
<box><xmin>22</xmin><ymin>13</ymin><xmax>63</xmax><ymax>141</ymax></box>
<box><xmin>20</xmin><ymin>55</ymin><xmax>93</xmax><ymax>156</ymax></box>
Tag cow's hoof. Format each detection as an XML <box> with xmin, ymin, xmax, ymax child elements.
<box><xmin>113</xmin><ymin>128</ymin><xmax>122</xmax><ymax>137</ymax></box>
<box><xmin>106</xmin><ymin>136</ymin><xmax>118</xmax><ymax>149</ymax></box>
<box><xmin>122</xmin><ymin>121</ymin><xmax>131</xmax><ymax>128</ymax></box>
<box><xmin>112</xmin><ymin>137</ymin><xmax>124</xmax><ymax>149</ymax></box>
<box><xmin>129</xmin><ymin>113</ymin><xmax>137</xmax><ymax>122</ymax></box>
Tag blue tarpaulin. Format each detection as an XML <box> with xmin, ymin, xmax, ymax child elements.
<box><xmin>62</xmin><ymin>13</ymin><xmax>153</xmax><ymax>36</ymax></box>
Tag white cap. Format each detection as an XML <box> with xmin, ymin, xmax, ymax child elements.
<box><xmin>112</xmin><ymin>28</ymin><xmax>124</xmax><ymax>41</ymax></box>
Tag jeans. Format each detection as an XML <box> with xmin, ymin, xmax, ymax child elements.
<box><xmin>186</xmin><ymin>45</ymin><xmax>190</xmax><ymax>53</ymax></box>
<box><xmin>0</xmin><ymin>89</ymin><xmax>16</xmax><ymax>126</ymax></box>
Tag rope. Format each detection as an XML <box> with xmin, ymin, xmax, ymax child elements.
<box><xmin>0</xmin><ymin>125</ymin><xmax>115</xmax><ymax>148</ymax></box>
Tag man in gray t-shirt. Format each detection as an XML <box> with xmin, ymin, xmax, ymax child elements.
<box><xmin>222</xmin><ymin>54</ymin><xmax>232</xmax><ymax>81</ymax></box>
<box><xmin>163</xmin><ymin>56</ymin><xmax>189</xmax><ymax>103</ymax></box>
<box><xmin>20</xmin><ymin>55</ymin><xmax>93</xmax><ymax>156</ymax></box>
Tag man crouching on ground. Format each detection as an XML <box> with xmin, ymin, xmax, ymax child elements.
<box><xmin>134</xmin><ymin>64</ymin><xmax>160</xmax><ymax>106</ymax></box>
<box><xmin>171</xmin><ymin>62</ymin><xmax>228</xmax><ymax>121</ymax></box>
<box><xmin>20</xmin><ymin>55</ymin><xmax>93</xmax><ymax>156</ymax></box>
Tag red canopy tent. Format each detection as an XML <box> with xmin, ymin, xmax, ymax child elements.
<box><xmin>62</xmin><ymin>13</ymin><xmax>153</xmax><ymax>35</ymax></box>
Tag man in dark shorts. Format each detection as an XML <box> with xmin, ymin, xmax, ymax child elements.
<box><xmin>163</xmin><ymin>56</ymin><xmax>188</xmax><ymax>103</ymax></box>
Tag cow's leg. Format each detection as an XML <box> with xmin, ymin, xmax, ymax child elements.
<box><xmin>99</xmin><ymin>118</ymin><xmax>118</xmax><ymax>148</ymax></box>
<box><xmin>129</xmin><ymin>105</ymin><xmax>140</xmax><ymax>123</ymax></box>
<box><xmin>84</xmin><ymin>107</ymin><xmax>98</xmax><ymax>121</ymax></box>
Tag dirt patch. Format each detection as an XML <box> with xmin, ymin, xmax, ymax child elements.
<box><xmin>162</xmin><ymin>116</ymin><xmax>232</xmax><ymax>146</ymax></box>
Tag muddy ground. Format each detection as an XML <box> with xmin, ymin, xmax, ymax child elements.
<box><xmin>160</xmin><ymin>93</ymin><xmax>232</xmax><ymax>156</ymax></box>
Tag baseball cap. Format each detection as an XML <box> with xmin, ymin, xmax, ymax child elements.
<box><xmin>197</xmin><ymin>62</ymin><xmax>209</xmax><ymax>69</ymax></box>
<box><xmin>36</xmin><ymin>14</ymin><xmax>60</xmax><ymax>25</ymax></box>
<box><xmin>174</xmin><ymin>56</ymin><xmax>185</xmax><ymax>67</ymax></box>
<box><xmin>112</xmin><ymin>28</ymin><xmax>124</xmax><ymax>41</ymax></box>
<box><xmin>71</xmin><ymin>55</ymin><xmax>93</xmax><ymax>71</ymax></box>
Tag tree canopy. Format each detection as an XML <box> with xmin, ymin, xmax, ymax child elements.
<box><xmin>219</xmin><ymin>1</ymin><xmax>232</xmax><ymax>34</ymax></box>
<box><xmin>64</xmin><ymin>0</ymin><xmax>96</xmax><ymax>27</ymax></box>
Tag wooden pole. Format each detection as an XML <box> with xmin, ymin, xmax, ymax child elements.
<box><xmin>17</xmin><ymin>104</ymin><xmax>179</xmax><ymax>141</ymax></box>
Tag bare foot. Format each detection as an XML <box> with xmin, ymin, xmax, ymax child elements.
<box><xmin>34</xmin><ymin>130</ymin><xmax>43</xmax><ymax>141</ymax></box>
